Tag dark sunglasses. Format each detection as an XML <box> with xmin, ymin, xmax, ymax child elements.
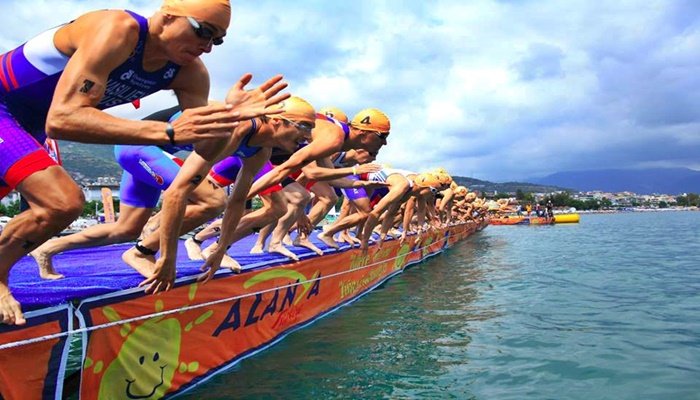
<box><xmin>370</xmin><ymin>130</ymin><xmax>389</xmax><ymax>140</ymax></box>
<box><xmin>187</xmin><ymin>17</ymin><xmax>224</xmax><ymax>46</ymax></box>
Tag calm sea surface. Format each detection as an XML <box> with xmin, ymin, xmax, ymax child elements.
<box><xmin>179</xmin><ymin>212</ymin><xmax>700</xmax><ymax>399</ymax></box>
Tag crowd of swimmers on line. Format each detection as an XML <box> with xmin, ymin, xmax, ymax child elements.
<box><xmin>0</xmin><ymin>0</ymin><xmax>489</xmax><ymax>326</ymax></box>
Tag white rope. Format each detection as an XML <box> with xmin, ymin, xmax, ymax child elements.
<box><xmin>0</xmin><ymin>228</ymin><xmax>474</xmax><ymax>351</ymax></box>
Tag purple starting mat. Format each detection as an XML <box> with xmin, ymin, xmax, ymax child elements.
<box><xmin>9</xmin><ymin>231</ymin><xmax>361</xmax><ymax>311</ymax></box>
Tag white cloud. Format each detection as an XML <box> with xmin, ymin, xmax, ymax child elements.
<box><xmin>1</xmin><ymin>0</ymin><xmax>699</xmax><ymax>181</ymax></box>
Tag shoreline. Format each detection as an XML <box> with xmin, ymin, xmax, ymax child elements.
<box><xmin>575</xmin><ymin>207</ymin><xmax>699</xmax><ymax>214</ymax></box>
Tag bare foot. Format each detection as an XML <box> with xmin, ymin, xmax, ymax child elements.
<box><xmin>293</xmin><ymin>236</ymin><xmax>323</xmax><ymax>256</ymax></box>
<box><xmin>268</xmin><ymin>243</ymin><xmax>299</xmax><ymax>261</ymax></box>
<box><xmin>201</xmin><ymin>243</ymin><xmax>215</xmax><ymax>260</ymax></box>
<box><xmin>317</xmin><ymin>232</ymin><xmax>339</xmax><ymax>249</ymax></box>
<box><xmin>350</xmin><ymin>235</ymin><xmax>363</xmax><ymax>245</ymax></box>
<box><xmin>184</xmin><ymin>238</ymin><xmax>203</xmax><ymax>260</ymax></box>
<box><xmin>282</xmin><ymin>234</ymin><xmax>293</xmax><ymax>246</ymax></box>
<box><xmin>201</xmin><ymin>243</ymin><xmax>242</xmax><ymax>272</ymax></box>
<box><xmin>30</xmin><ymin>248</ymin><xmax>64</xmax><ymax>280</ymax></box>
<box><xmin>0</xmin><ymin>284</ymin><xmax>25</xmax><ymax>325</ymax></box>
<box><xmin>121</xmin><ymin>247</ymin><xmax>157</xmax><ymax>278</ymax></box>
<box><xmin>250</xmin><ymin>243</ymin><xmax>264</xmax><ymax>254</ymax></box>
<box><xmin>338</xmin><ymin>232</ymin><xmax>354</xmax><ymax>246</ymax></box>
<box><xmin>220</xmin><ymin>254</ymin><xmax>242</xmax><ymax>273</ymax></box>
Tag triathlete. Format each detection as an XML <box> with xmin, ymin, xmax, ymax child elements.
<box><xmin>248</xmin><ymin>109</ymin><xmax>391</xmax><ymax>252</ymax></box>
<box><xmin>0</xmin><ymin>0</ymin><xmax>289</xmax><ymax>325</ymax></box>
<box><xmin>30</xmin><ymin>107</ymin><xmax>226</xmax><ymax>279</ymax></box>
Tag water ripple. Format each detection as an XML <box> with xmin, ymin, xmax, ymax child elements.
<box><xmin>181</xmin><ymin>212</ymin><xmax>700</xmax><ymax>399</ymax></box>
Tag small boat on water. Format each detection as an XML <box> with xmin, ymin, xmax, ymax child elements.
<box><xmin>489</xmin><ymin>213</ymin><xmax>580</xmax><ymax>226</ymax></box>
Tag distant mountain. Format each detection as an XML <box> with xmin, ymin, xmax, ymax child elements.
<box><xmin>452</xmin><ymin>176</ymin><xmax>568</xmax><ymax>194</ymax></box>
<box><xmin>530</xmin><ymin>168</ymin><xmax>700</xmax><ymax>194</ymax></box>
<box><xmin>59</xmin><ymin>142</ymin><xmax>120</xmax><ymax>182</ymax></box>
<box><xmin>57</xmin><ymin>143</ymin><xmax>572</xmax><ymax>194</ymax></box>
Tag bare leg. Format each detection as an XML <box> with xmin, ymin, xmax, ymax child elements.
<box><xmin>268</xmin><ymin>183</ymin><xmax>310</xmax><ymax>260</ymax></box>
<box><xmin>293</xmin><ymin>182</ymin><xmax>336</xmax><ymax>255</ymax></box>
<box><xmin>139</xmin><ymin>212</ymin><xmax>161</xmax><ymax>241</ymax></box>
<box><xmin>307</xmin><ymin>182</ymin><xmax>338</xmax><ymax>226</ymax></box>
<box><xmin>251</xmin><ymin>223</ymin><xmax>272</xmax><ymax>254</ymax></box>
<box><xmin>1</xmin><ymin>167</ymin><xmax>83</xmax><ymax>325</ymax></box>
<box><xmin>318</xmin><ymin>196</ymin><xmax>371</xmax><ymax>248</ymax></box>
<box><xmin>122</xmin><ymin>178</ymin><xmax>226</xmax><ymax>275</ymax></box>
<box><xmin>32</xmin><ymin>204</ymin><xmax>152</xmax><ymax>279</ymax></box>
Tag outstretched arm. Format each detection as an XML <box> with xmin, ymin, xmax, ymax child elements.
<box><xmin>301</xmin><ymin>158</ymin><xmax>381</xmax><ymax>181</ymax></box>
<box><xmin>361</xmin><ymin>182</ymin><xmax>409</xmax><ymax>249</ymax></box>
<box><xmin>47</xmin><ymin>11</ymin><xmax>240</xmax><ymax>145</ymax></box>
<box><xmin>140</xmin><ymin>151</ymin><xmax>214</xmax><ymax>293</ymax></box>
<box><xmin>199</xmin><ymin>151</ymin><xmax>270</xmax><ymax>282</ymax></box>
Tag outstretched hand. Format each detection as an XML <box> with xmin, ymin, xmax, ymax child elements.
<box><xmin>171</xmin><ymin>103</ymin><xmax>241</xmax><ymax>143</ymax></box>
<box><xmin>198</xmin><ymin>247</ymin><xmax>226</xmax><ymax>284</ymax></box>
<box><xmin>355</xmin><ymin>163</ymin><xmax>382</xmax><ymax>174</ymax></box>
<box><xmin>225</xmin><ymin>73</ymin><xmax>290</xmax><ymax>121</ymax></box>
<box><xmin>140</xmin><ymin>259</ymin><xmax>176</xmax><ymax>294</ymax></box>
<box><xmin>296</xmin><ymin>214</ymin><xmax>313</xmax><ymax>236</ymax></box>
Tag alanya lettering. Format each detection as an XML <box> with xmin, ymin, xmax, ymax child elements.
<box><xmin>348</xmin><ymin>246</ymin><xmax>393</xmax><ymax>271</ymax></box>
<box><xmin>212</xmin><ymin>278</ymin><xmax>321</xmax><ymax>336</ymax></box>
<box><xmin>338</xmin><ymin>265</ymin><xmax>387</xmax><ymax>299</ymax></box>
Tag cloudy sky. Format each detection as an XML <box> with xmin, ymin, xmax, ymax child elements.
<box><xmin>1</xmin><ymin>0</ymin><xmax>699</xmax><ymax>181</ymax></box>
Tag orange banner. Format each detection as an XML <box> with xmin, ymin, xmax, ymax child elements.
<box><xmin>76</xmin><ymin>230</ymin><xmax>466</xmax><ymax>398</ymax></box>
<box><xmin>100</xmin><ymin>188</ymin><xmax>115</xmax><ymax>224</ymax></box>
<box><xmin>0</xmin><ymin>305</ymin><xmax>72</xmax><ymax>400</ymax></box>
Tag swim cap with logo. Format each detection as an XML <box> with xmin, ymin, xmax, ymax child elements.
<box><xmin>432</xmin><ymin>168</ymin><xmax>453</xmax><ymax>186</ymax></box>
<box><xmin>350</xmin><ymin>108</ymin><xmax>391</xmax><ymax>133</ymax></box>
<box><xmin>273</xmin><ymin>96</ymin><xmax>316</xmax><ymax>124</ymax></box>
<box><xmin>319</xmin><ymin>107</ymin><xmax>348</xmax><ymax>124</ymax></box>
<box><xmin>161</xmin><ymin>0</ymin><xmax>231</xmax><ymax>32</ymax></box>
<box><xmin>414</xmin><ymin>172</ymin><xmax>442</xmax><ymax>188</ymax></box>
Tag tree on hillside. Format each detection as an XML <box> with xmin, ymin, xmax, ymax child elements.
<box><xmin>0</xmin><ymin>201</ymin><xmax>21</xmax><ymax>217</ymax></box>
<box><xmin>676</xmin><ymin>193</ymin><xmax>699</xmax><ymax>207</ymax></box>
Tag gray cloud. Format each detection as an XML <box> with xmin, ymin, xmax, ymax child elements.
<box><xmin>1</xmin><ymin>0</ymin><xmax>698</xmax><ymax>182</ymax></box>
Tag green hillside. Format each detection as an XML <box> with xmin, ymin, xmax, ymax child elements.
<box><xmin>452</xmin><ymin>176</ymin><xmax>569</xmax><ymax>194</ymax></box>
<box><xmin>58</xmin><ymin>142</ymin><xmax>120</xmax><ymax>182</ymax></box>
<box><xmin>57</xmin><ymin>143</ymin><xmax>568</xmax><ymax>194</ymax></box>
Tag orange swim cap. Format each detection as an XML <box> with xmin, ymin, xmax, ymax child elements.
<box><xmin>432</xmin><ymin>168</ymin><xmax>452</xmax><ymax>186</ymax></box>
<box><xmin>414</xmin><ymin>172</ymin><xmax>442</xmax><ymax>189</ymax></box>
<box><xmin>273</xmin><ymin>96</ymin><xmax>316</xmax><ymax>124</ymax></box>
<box><xmin>350</xmin><ymin>108</ymin><xmax>391</xmax><ymax>133</ymax></box>
<box><xmin>161</xmin><ymin>0</ymin><xmax>231</xmax><ymax>32</ymax></box>
<box><xmin>319</xmin><ymin>107</ymin><xmax>348</xmax><ymax>124</ymax></box>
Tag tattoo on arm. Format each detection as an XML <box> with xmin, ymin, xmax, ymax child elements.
<box><xmin>190</xmin><ymin>175</ymin><xmax>203</xmax><ymax>185</ymax></box>
<box><xmin>79</xmin><ymin>79</ymin><xmax>96</xmax><ymax>94</ymax></box>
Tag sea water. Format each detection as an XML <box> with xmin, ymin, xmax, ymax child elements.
<box><xmin>177</xmin><ymin>212</ymin><xmax>700</xmax><ymax>399</ymax></box>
